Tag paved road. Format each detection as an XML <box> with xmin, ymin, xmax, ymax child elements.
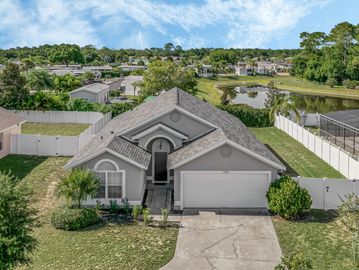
<box><xmin>161</xmin><ymin>209</ymin><xmax>282</xmax><ymax>270</ymax></box>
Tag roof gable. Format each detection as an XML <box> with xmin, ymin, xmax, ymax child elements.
<box><xmin>65</xmin><ymin>88</ymin><xmax>284</xmax><ymax>170</ymax></box>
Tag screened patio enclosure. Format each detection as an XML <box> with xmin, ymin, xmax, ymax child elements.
<box><xmin>320</xmin><ymin>109</ymin><xmax>359</xmax><ymax>157</ymax></box>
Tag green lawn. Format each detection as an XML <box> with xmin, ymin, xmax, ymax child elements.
<box><xmin>272</xmin><ymin>210</ymin><xmax>354</xmax><ymax>269</ymax></box>
<box><xmin>196</xmin><ymin>75</ymin><xmax>359</xmax><ymax>105</ymax></box>
<box><xmin>0</xmin><ymin>155</ymin><xmax>178</xmax><ymax>270</ymax></box>
<box><xmin>250</xmin><ymin>127</ymin><xmax>344</xmax><ymax>178</ymax></box>
<box><xmin>22</xmin><ymin>123</ymin><xmax>89</xmax><ymax>136</ymax></box>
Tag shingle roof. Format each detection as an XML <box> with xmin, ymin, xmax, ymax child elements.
<box><xmin>0</xmin><ymin>108</ymin><xmax>26</xmax><ymax>132</ymax></box>
<box><xmin>108</xmin><ymin>137</ymin><xmax>151</xmax><ymax>168</ymax></box>
<box><xmin>65</xmin><ymin>88</ymin><xmax>284</xmax><ymax>170</ymax></box>
<box><xmin>70</xmin><ymin>83</ymin><xmax>109</xmax><ymax>94</ymax></box>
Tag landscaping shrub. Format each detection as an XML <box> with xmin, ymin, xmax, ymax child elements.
<box><xmin>218</xmin><ymin>104</ymin><xmax>272</xmax><ymax>127</ymax></box>
<box><xmin>275</xmin><ymin>253</ymin><xmax>313</xmax><ymax>270</ymax></box>
<box><xmin>142</xmin><ymin>208</ymin><xmax>152</xmax><ymax>226</ymax></box>
<box><xmin>132</xmin><ymin>205</ymin><xmax>142</xmax><ymax>221</ymax></box>
<box><xmin>160</xmin><ymin>208</ymin><xmax>170</xmax><ymax>228</ymax></box>
<box><xmin>51</xmin><ymin>207</ymin><xmax>99</xmax><ymax>231</ymax></box>
<box><xmin>325</xmin><ymin>78</ymin><xmax>338</xmax><ymax>87</ymax></box>
<box><xmin>109</xmin><ymin>200</ymin><xmax>120</xmax><ymax>214</ymax></box>
<box><xmin>343</xmin><ymin>79</ymin><xmax>359</xmax><ymax>90</ymax></box>
<box><xmin>266</xmin><ymin>175</ymin><xmax>312</xmax><ymax>219</ymax></box>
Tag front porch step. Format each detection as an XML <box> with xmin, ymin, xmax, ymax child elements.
<box><xmin>144</xmin><ymin>188</ymin><xmax>172</xmax><ymax>214</ymax></box>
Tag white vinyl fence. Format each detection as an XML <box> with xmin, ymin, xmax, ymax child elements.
<box><xmin>295</xmin><ymin>177</ymin><xmax>359</xmax><ymax>210</ymax></box>
<box><xmin>10</xmin><ymin>111</ymin><xmax>111</xmax><ymax>156</ymax></box>
<box><xmin>11</xmin><ymin>110</ymin><xmax>104</xmax><ymax>124</ymax></box>
<box><xmin>275</xmin><ymin>115</ymin><xmax>359</xmax><ymax>179</ymax></box>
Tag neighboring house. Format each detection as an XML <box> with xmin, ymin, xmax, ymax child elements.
<box><xmin>65</xmin><ymin>88</ymin><xmax>285</xmax><ymax>209</ymax></box>
<box><xmin>186</xmin><ymin>64</ymin><xmax>214</xmax><ymax>77</ymax></box>
<box><xmin>69</xmin><ymin>83</ymin><xmax>110</xmax><ymax>103</ymax></box>
<box><xmin>235</xmin><ymin>66</ymin><xmax>254</xmax><ymax>76</ymax></box>
<box><xmin>83</xmin><ymin>66</ymin><xmax>112</xmax><ymax>72</ymax></box>
<box><xmin>103</xmin><ymin>77</ymin><xmax>124</xmax><ymax>91</ymax></box>
<box><xmin>119</xmin><ymin>64</ymin><xmax>147</xmax><ymax>72</ymax></box>
<box><xmin>124</xmin><ymin>76</ymin><xmax>143</xmax><ymax>96</ymax></box>
<box><xmin>0</xmin><ymin>108</ymin><xmax>26</xmax><ymax>159</ymax></box>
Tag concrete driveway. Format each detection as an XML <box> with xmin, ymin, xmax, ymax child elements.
<box><xmin>162</xmin><ymin>209</ymin><xmax>282</xmax><ymax>270</ymax></box>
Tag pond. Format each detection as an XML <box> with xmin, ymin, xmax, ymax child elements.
<box><xmin>227</xmin><ymin>86</ymin><xmax>359</xmax><ymax>113</ymax></box>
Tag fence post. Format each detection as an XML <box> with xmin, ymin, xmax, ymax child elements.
<box><xmin>36</xmin><ymin>135</ymin><xmax>40</xmax><ymax>155</ymax></box>
<box><xmin>348</xmin><ymin>154</ymin><xmax>351</xmax><ymax>179</ymax></box>
<box><xmin>338</xmin><ymin>147</ymin><xmax>341</xmax><ymax>172</ymax></box>
<box><xmin>323</xmin><ymin>178</ymin><xmax>327</xmax><ymax>210</ymax></box>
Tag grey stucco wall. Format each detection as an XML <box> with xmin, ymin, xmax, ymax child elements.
<box><xmin>173</xmin><ymin>143</ymin><xmax>279</xmax><ymax>201</ymax></box>
<box><xmin>70</xmin><ymin>91</ymin><xmax>97</xmax><ymax>103</ymax></box>
<box><xmin>123</xmin><ymin>110</ymin><xmax>213</xmax><ymax>140</ymax></box>
<box><xmin>79</xmin><ymin>151</ymin><xmax>146</xmax><ymax>202</ymax></box>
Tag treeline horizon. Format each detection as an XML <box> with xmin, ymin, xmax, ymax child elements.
<box><xmin>0</xmin><ymin>43</ymin><xmax>299</xmax><ymax>67</ymax></box>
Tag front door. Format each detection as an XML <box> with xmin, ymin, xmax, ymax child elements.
<box><xmin>154</xmin><ymin>152</ymin><xmax>168</xmax><ymax>182</ymax></box>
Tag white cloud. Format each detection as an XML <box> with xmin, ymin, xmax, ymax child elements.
<box><xmin>0</xmin><ymin>0</ymin><xmax>330</xmax><ymax>48</ymax></box>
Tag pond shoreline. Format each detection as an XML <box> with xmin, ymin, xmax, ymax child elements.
<box><xmin>214</xmin><ymin>77</ymin><xmax>359</xmax><ymax>100</ymax></box>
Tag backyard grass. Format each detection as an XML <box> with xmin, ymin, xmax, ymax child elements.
<box><xmin>22</xmin><ymin>123</ymin><xmax>89</xmax><ymax>136</ymax></box>
<box><xmin>197</xmin><ymin>75</ymin><xmax>359</xmax><ymax>105</ymax></box>
<box><xmin>0</xmin><ymin>155</ymin><xmax>178</xmax><ymax>270</ymax></box>
<box><xmin>272</xmin><ymin>210</ymin><xmax>354</xmax><ymax>269</ymax></box>
<box><xmin>250</xmin><ymin>127</ymin><xmax>344</xmax><ymax>178</ymax></box>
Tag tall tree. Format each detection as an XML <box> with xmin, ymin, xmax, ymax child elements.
<box><xmin>0</xmin><ymin>63</ymin><xmax>29</xmax><ymax>109</ymax></box>
<box><xmin>0</xmin><ymin>172</ymin><xmax>37</xmax><ymax>269</ymax></box>
<box><xmin>140</xmin><ymin>60</ymin><xmax>198</xmax><ymax>97</ymax></box>
<box><xmin>49</xmin><ymin>44</ymin><xmax>84</xmax><ymax>66</ymax></box>
<box><xmin>26</xmin><ymin>68</ymin><xmax>54</xmax><ymax>91</ymax></box>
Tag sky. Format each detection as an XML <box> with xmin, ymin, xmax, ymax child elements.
<box><xmin>0</xmin><ymin>0</ymin><xmax>358</xmax><ymax>50</ymax></box>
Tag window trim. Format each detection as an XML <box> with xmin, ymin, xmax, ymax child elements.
<box><xmin>93</xmin><ymin>159</ymin><xmax>126</xmax><ymax>199</ymax></box>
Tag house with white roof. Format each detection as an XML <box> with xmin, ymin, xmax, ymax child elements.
<box><xmin>69</xmin><ymin>83</ymin><xmax>110</xmax><ymax>104</ymax></box>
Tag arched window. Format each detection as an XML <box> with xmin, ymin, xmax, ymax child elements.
<box><xmin>94</xmin><ymin>159</ymin><xmax>123</xmax><ymax>199</ymax></box>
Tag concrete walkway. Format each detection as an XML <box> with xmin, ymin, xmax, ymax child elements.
<box><xmin>161</xmin><ymin>209</ymin><xmax>282</xmax><ymax>270</ymax></box>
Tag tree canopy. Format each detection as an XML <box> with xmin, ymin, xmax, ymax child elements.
<box><xmin>139</xmin><ymin>60</ymin><xmax>198</xmax><ymax>97</ymax></box>
<box><xmin>291</xmin><ymin>22</ymin><xmax>359</xmax><ymax>85</ymax></box>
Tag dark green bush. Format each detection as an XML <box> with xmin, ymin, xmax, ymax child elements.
<box><xmin>266</xmin><ymin>175</ymin><xmax>312</xmax><ymax>219</ymax></box>
<box><xmin>343</xmin><ymin>79</ymin><xmax>359</xmax><ymax>89</ymax></box>
<box><xmin>218</xmin><ymin>104</ymin><xmax>272</xmax><ymax>127</ymax></box>
<box><xmin>51</xmin><ymin>207</ymin><xmax>99</xmax><ymax>231</ymax></box>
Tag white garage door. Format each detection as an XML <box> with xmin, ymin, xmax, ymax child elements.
<box><xmin>181</xmin><ymin>171</ymin><xmax>270</xmax><ymax>209</ymax></box>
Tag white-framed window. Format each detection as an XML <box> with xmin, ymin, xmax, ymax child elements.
<box><xmin>93</xmin><ymin>159</ymin><xmax>124</xmax><ymax>199</ymax></box>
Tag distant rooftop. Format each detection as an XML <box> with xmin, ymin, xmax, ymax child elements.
<box><xmin>70</xmin><ymin>83</ymin><xmax>109</xmax><ymax>94</ymax></box>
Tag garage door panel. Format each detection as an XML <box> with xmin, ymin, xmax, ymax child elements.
<box><xmin>182</xmin><ymin>171</ymin><xmax>269</xmax><ymax>208</ymax></box>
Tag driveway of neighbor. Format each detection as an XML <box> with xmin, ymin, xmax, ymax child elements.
<box><xmin>162</xmin><ymin>209</ymin><xmax>282</xmax><ymax>270</ymax></box>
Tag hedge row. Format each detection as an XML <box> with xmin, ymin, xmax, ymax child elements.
<box><xmin>218</xmin><ymin>104</ymin><xmax>273</xmax><ymax>127</ymax></box>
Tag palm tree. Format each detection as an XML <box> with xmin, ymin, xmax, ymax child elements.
<box><xmin>57</xmin><ymin>169</ymin><xmax>100</xmax><ymax>208</ymax></box>
<box><xmin>26</xmin><ymin>68</ymin><xmax>54</xmax><ymax>91</ymax></box>
<box><xmin>270</xmin><ymin>95</ymin><xmax>301</xmax><ymax>123</ymax></box>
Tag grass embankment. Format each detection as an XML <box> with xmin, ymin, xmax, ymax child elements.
<box><xmin>250</xmin><ymin>127</ymin><xmax>344</xmax><ymax>179</ymax></box>
<box><xmin>197</xmin><ymin>75</ymin><xmax>359</xmax><ymax>105</ymax></box>
<box><xmin>22</xmin><ymin>123</ymin><xmax>90</xmax><ymax>136</ymax></box>
<box><xmin>272</xmin><ymin>210</ymin><xmax>354</xmax><ymax>269</ymax></box>
<box><xmin>0</xmin><ymin>155</ymin><xmax>178</xmax><ymax>270</ymax></box>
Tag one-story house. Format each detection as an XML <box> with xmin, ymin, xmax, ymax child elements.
<box><xmin>65</xmin><ymin>88</ymin><xmax>285</xmax><ymax>209</ymax></box>
<box><xmin>124</xmin><ymin>76</ymin><xmax>143</xmax><ymax>96</ymax></box>
<box><xmin>0</xmin><ymin>108</ymin><xmax>26</xmax><ymax>159</ymax></box>
<box><xmin>69</xmin><ymin>83</ymin><xmax>110</xmax><ymax>104</ymax></box>
<box><xmin>186</xmin><ymin>64</ymin><xmax>214</xmax><ymax>77</ymax></box>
